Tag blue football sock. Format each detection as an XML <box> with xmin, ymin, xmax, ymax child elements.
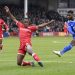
<box><xmin>60</xmin><ymin>44</ymin><xmax>73</xmax><ymax>55</ymax></box>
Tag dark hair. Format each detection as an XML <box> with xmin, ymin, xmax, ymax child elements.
<box><xmin>67</xmin><ymin>13</ymin><xmax>74</xmax><ymax>20</ymax></box>
<box><xmin>20</xmin><ymin>18</ymin><xmax>32</xmax><ymax>25</ymax></box>
<box><xmin>68</xmin><ymin>10</ymin><xmax>74</xmax><ymax>14</ymax></box>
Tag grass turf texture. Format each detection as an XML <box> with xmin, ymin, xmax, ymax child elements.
<box><xmin>0</xmin><ymin>36</ymin><xmax>75</xmax><ymax>75</ymax></box>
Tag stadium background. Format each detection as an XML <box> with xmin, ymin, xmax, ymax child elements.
<box><xmin>0</xmin><ymin>0</ymin><xmax>75</xmax><ymax>37</ymax></box>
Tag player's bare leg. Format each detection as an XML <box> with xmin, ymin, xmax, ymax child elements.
<box><xmin>17</xmin><ymin>54</ymin><xmax>34</xmax><ymax>66</ymax></box>
<box><xmin>0</xmin><ymin>38</ymin><xmax>3</xmax><ymax>50</ymax></box>
<box><xmin>26</xmin><ymin>44</ymin><xmax>43</xmax><ymax>67</ymax></box>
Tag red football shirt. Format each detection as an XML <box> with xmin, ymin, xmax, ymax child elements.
<box><xmin>16</xmin><ymin>21</ymin><xmax>38</xmax><ymax>43</ymax></box>
<box><xmin>64</xmin><ymin>22</ymin><xmax>68</xmax><ymax>33</ymax></box>
<box><xmin>0</xmin><ymin>19</ymin><xmax>8</xmax><ymax>37</ymax></box>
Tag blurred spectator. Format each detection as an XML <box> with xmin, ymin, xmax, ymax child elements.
<box><xmin>0</xmin><ymin>4</ymin><xmax>66</xmax><ymax>35</ymax></box>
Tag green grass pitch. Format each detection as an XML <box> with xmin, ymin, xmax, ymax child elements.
<box><xmin>0</xmin><ymin>36</ymin><xmax>75</xmax><ymax>75</ymax></box>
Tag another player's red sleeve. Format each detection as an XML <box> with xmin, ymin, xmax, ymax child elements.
<box><xmin>0</xmin><ymin>19</ymin><xmax>9</xmax><ymax>31</ymax></box>
<box><xmin>28</xmin><ymin>26</ymin><xmax>38</xmax><ymax>32</ymax></box>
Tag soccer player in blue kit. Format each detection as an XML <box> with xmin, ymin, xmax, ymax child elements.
<box><xmin>53</xmin><ymin>10</ymin><xmax>75</xmax><ymax>57</ymax></box>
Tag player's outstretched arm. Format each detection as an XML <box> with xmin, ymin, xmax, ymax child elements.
<box><xmin>38</xmin><ymin>20</ymin><xmax>54</xmax><ymax>28</ymax></box>
<box><xmin>4</xmin><ymin>6</ymin><xmax>18</xmax><ymax>23</ymax></box>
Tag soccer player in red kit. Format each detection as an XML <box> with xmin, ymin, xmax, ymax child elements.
<box><xmin>0</xmin><ymin>18</ymin><xmax>9</xmax><ymax>50</ymax></box>
<box><xmin>63</xmin><ymin>22</ymin><xmax>68</xmax><ymax>36</ymax></box>
<box><xmin>5</xmin><ymin>6</ymin><xmax>54</xmax><ymax>67</ymax></box>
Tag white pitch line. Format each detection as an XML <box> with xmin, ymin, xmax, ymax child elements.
<box><xmin>53</xmin><ymin>41</ymin><xmax>69</xmax><ymax>44</ymax></box>
<box><xmin>0</xmin><ymin>60</ymin><xmax>16</xmax><ymax>61</ymax></box>
<box><xmin>0</xmin><ymin>60</ymin><xmax>73</xmax><ymax>63</ymax></box>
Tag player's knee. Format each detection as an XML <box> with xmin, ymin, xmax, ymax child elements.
<box><xmin>26</xmin><ymin>44</ymin><xmax>32</xmax><ymax>50</ymax></box>
<box><xmin>17</xmin><ymin>54</ymin><xmax>24</xmax><ymax>66</ymax></box>
<box><xmin>17</xmin><ymin>61</ymin><xmax>22</xmax><ymax>66</ymax></box>
<box><xmin>0</xmin><ymin>44</ymin><xmax>3</xmax><ymax>50</ymax></box>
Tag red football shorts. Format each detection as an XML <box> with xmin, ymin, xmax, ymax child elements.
<box><xmin>18</xmin><ymin>41</ymin><xmax>32</xmax><ymax>55</ymax></box>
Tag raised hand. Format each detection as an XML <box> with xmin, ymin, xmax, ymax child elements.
<box><xmin>4</xmin><ymin>6</ymin><xmax>9</xmax><ymax>12</ymax></box>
